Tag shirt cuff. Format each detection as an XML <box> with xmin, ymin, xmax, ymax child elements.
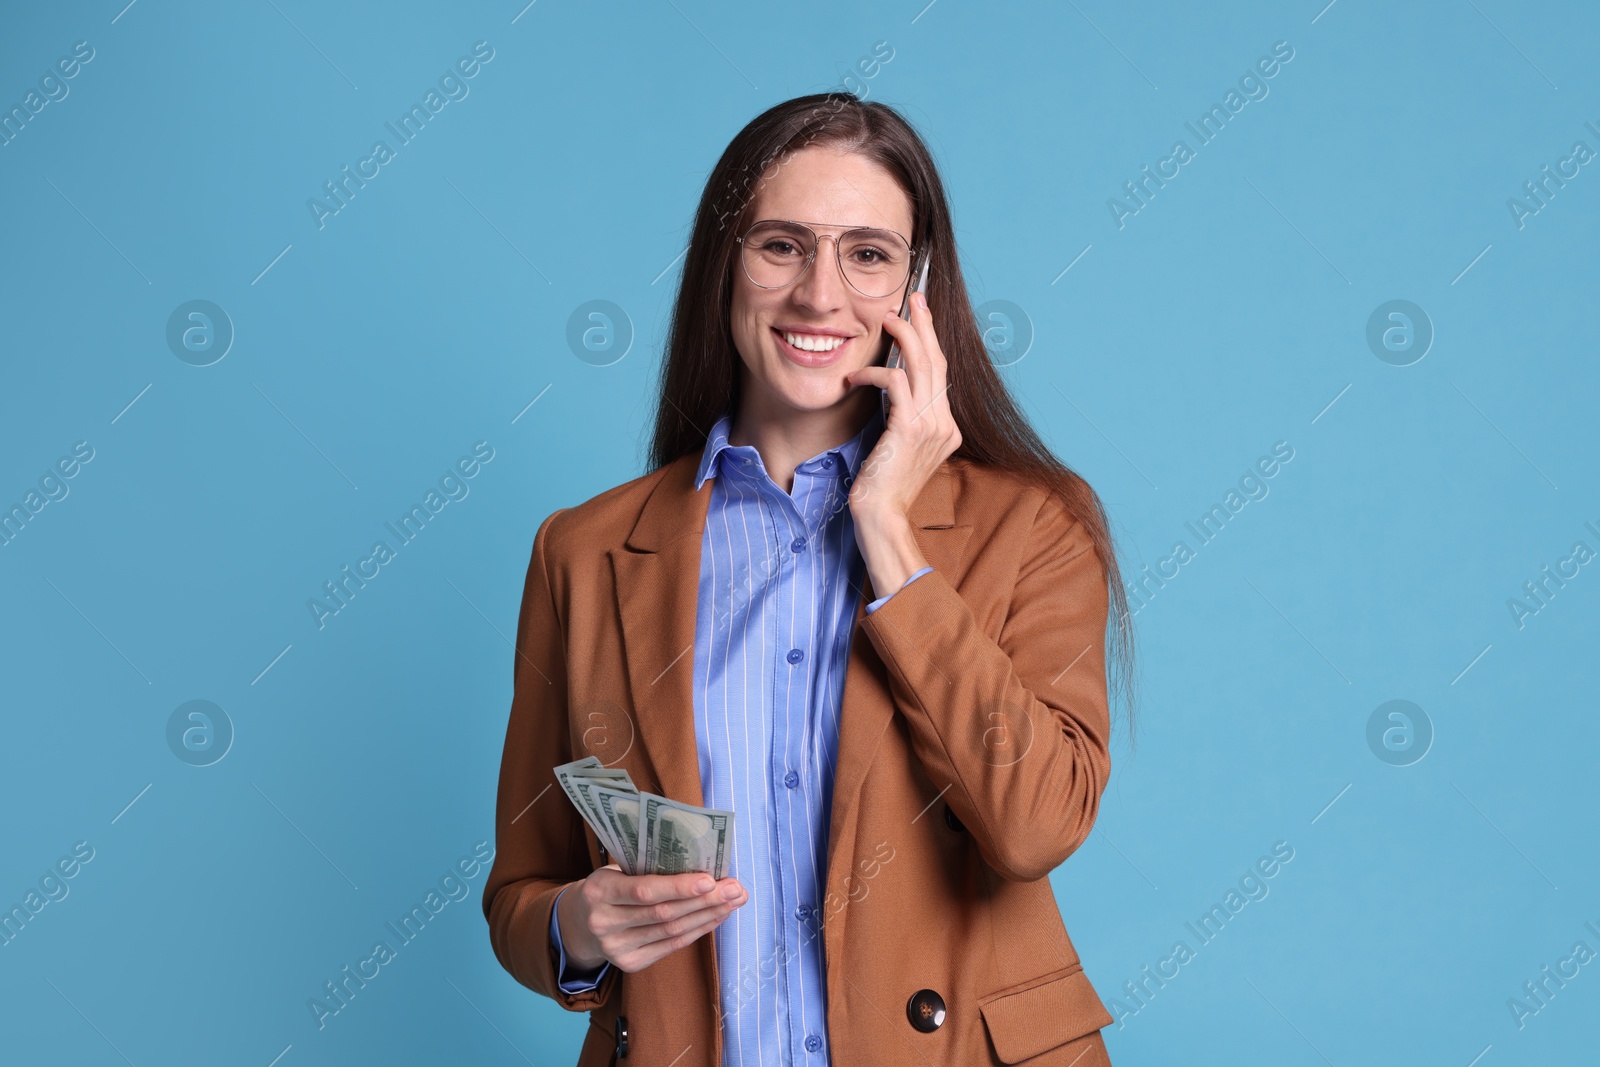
<box><xmin>549</xmin><ymin>884</ymin><xmax>612</xmax><ymax>993</ymax></box>
<box><xmin>865</xmin><ymin>565</ymin><xmax>934</xmax><ymax>615</ymax></box>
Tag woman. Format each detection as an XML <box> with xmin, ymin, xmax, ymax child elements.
<box><xmin>483</xmin><ymin>93</ymin><xmax>1135</xmax><ymax>1066</ymax></box>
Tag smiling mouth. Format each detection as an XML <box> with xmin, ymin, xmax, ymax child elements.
<box><xmin>773</xmin><ymin>327</ymin><xmax>854</xmax><ymax>365</ymax></box>
<box><xmin>779</xmin><ymin>329</ymin><xmax>848</xmax><ymax>353</ymax></box>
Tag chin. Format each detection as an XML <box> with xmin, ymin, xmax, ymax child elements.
<box><xmin>769</xmin><ymin>379</ymin><xmax>848</xmax><ymax>413</ymax></box>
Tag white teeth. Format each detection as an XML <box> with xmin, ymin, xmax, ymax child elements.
<box><xmin>783</xmin><ymin>331</ymin><xmax>845</xmax><ymax>353</ymax></box>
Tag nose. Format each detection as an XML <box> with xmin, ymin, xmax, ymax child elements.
<box><xmin>790</xmin><ymin>233</ymin><xmax>848</xmax><ymax>310</ymax></box>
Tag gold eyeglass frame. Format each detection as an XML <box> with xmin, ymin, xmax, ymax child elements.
<box><xmin>734</xmin><ymin>218</ymin><xmax>918</xmax><ymax>300</ymax></box>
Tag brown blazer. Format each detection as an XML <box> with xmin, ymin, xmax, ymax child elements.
<box><xmin>482</xmin><ymin>447</ymin><xmax>1118</xmax><ymax>1066</ymax></box>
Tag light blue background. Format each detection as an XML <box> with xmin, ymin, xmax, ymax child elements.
<box><xmin>2</xmin><ymin>1</ymin><xmax>1596</xmax><ymax>1064</ymax></box>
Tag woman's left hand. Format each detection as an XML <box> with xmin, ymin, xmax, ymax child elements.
<box><xmin>844</xmin><ymin>290</ymin><xmax>962</xmax><ymax>526</ymax></box>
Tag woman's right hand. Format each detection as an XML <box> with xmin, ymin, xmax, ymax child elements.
<box><xmin>556</xmin><ymin>864</ymin><xmax>748</xmax><ymax>973</ymax></box>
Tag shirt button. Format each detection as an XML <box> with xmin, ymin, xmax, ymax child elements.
<box><xmin>822</xmin><ymin>457</ymin><xmax>834</xmax><ymax>469</ymax></box>
<box><xmin>795</xmin><ymin>903</ymin><xmax>810</xmax><ymax>921</ymax></box>
<box><xmin>784</xmin><ymin>770</ymin><xmax>799</xmax><ymax>789</ymax></box>
<box><xmin>790</xmin><ymin>536</ymin><xmax>807</xmax><ymax>553</ymax></box>
<box><xmin>805</xmin><ymin>1034</ymin><xmax>823</xmax><ymax>1053</ymax></box>
<box><xmin>786</xmin><ymin>648</ymin><xmax>803</xmax><ymax>664</ymax></box>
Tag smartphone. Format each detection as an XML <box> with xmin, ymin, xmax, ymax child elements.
<box><xmin>881</xmin><ymin>246</ymin><xmax>931</xmax><ymax>421</ymax></box>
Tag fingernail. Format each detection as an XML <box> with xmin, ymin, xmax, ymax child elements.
<box><xmin>696</xmin><ymin>877</ymin><xmax>714</xmax><ymax>893</ymax></box>
<box><xmin>721</xmin><ymin>883</ymin><xmax>741</xmax><ymax>900</ymax></box>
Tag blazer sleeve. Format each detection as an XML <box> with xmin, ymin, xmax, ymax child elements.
<box><xmin>858</xmin><ymin>487</ymin><xmax>1112</xmax><ymax>882</ymax></box>
<box><xmin>481</xmin><ymin>508</ymin><xmax>620</xmax><ymax>1009</ymax></box>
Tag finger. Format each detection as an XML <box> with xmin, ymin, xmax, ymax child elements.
<box><xmin>910</xmin><ymin>290</ymin><xmax>949</xmax><ymax>398</ymax></box>
<box><xmin>631</xmin><ymin>896</ymin><xmax>741</xmax><ymax>956</ymax></box>
<box><xmin>879</xmin><ymin>303</ymin><xmax>914</xmax><ymax>344</ymax></box>
<box><xmin>901</xmin><ymin>295</ymin><xmax>936</xmax><ymax>401</ymax></box>
<box><xmin>614</xmin><ymin>904</ymin><xmax>735</xmax><ymax>973</ymax></box>
<box><xmin>878</xmin><ymin>308</ymin><xmax>925</xmax><ymax>404</ymax></box>
<box><xmin>639</xmin><ymin>890</ymin><xmax>743</xmax><ymax>944</ymax></box>
<box><xmin>605</xmin><ymin>878</ymin><xmax>747</xmax><ymax>933</ymax></box>
<box><xmin>603</xmin><ymin>870</ymin><xmax>720</xmax><ymax>907</ymax></box>
<box><xmin>848</xmin><ymin>365</ymin><xmax>913</xmax><ymax>423</ymax></box>
<box><xmin>846</xmin><ymin>365</ymin><xmax>904</xmax><ymax>393</ymax></box>
<box><xmin>879</xmin><ymin>357</ymin><xmax>916</xmax><ymax>423</ymax></box>
<box><xmin>880</xmin><ymin>307</ymin><xmax>921</xmax><ymax>373</ymax></box>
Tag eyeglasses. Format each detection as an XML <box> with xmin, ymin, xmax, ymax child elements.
<box><xmin>735</xmin><ymin>219</ymin><xmax>916</xmax><ymax>299</ymax></box>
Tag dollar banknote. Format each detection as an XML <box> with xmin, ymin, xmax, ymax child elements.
<box><xmin>552</xmin><ymin>757</ymin><xmax>734</xmax><ymax>879</ymax></box>
<box><xmin>553</xmin><ymin>757</ymin><xmax>637</xmax><ymax>868</ymax></box>
<box><xmin>590</xmin><ymin>783</ymin><xmax>644</xmax><ymax>874</ymax></box>
<box><xmin>642</xmin><ymin>792</ymin><xmax>733</xmax><ymax>880</ymax></box>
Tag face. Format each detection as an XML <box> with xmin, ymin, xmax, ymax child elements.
<box><xmin>729</xmin><ymin>144</ymin><xmax>915</xmax><ymax>420</ymax></box>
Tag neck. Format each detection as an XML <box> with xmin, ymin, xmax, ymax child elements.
<box><xmin>728</xmin><ymin>387</ymin><xmax>877</xmax><ymax>494</ymax></box>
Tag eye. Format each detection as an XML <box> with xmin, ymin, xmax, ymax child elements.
<box><xmin>761</xmin><ymin>239</ymin><xmax>803</xmax><ymax>256</ymax></box>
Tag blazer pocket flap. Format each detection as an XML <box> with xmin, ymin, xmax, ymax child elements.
<box><xmin>978</xmin><ymin>965</ymin><xmax>1114</xmax><ymax>1064</ymax></box>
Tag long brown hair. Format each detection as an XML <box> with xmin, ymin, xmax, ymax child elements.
<box><xmin>646</xmin><ymin>92</ymin><xmax>1136</xmax><ymax>744</ymax></box>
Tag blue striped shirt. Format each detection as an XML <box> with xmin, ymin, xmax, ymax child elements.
<box><xmin>548</xmin><ymin>404</ymin><xmax>931</xmax><ymax>1066</ymax></box>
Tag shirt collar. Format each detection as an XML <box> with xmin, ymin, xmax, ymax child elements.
<box><xmin>694</xmin><ymin>402</ymin><xmax>885</xmax><ymax>491</ymax></box>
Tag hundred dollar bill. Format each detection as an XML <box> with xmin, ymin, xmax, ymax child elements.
<box><xmin>553</xmin><ymin>767</ymin><xmax>620</xmax><ymax>861</ymax></box>
<box><xmin>559</xmin><ymin>756</ymin><xmax>636</xmax><ymax>793</ymax></box>
<box><xmin>551</xmin><ymin>757</ymin><xmax>603</xmax><ymax>824</ymax></box>
<box><xmin>641</xmin><ymin>792</ymin><xmax>734</xmax><ymax>879</ymax></box>
<box><xmin>576</xmin><ymin>778</ymin><xmax>639</xmax><ymax>869</ymax></box>
<box><xmin>553</xmin><ymin>757</ymin><xmax>637</xmax><ymax>866</ymax></box>
<box><xmin>590</xmin><ymin>784</ymin><xmax>645</xmax><ymax>875</ymax></box>
<box><xmin>552</xmin><ymin>758</ymin><xmax>609</xmax><ymax>819</ymax></box>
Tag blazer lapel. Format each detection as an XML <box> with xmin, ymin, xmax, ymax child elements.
<box><xmin>826</xmin><ymin>463</ymin><xmax>972</xmax><ymax>880</ymax></box>
<box><xmin>608</xmin><ymin>451</ymin><xmax>974</xmax><ymax>860</ymax></box>
<box><xmin>609</xmin><ymin>452</ymin><xmax>712</xmax><ymax>809</ymax></box>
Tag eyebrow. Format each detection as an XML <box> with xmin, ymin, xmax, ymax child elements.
<box><xmin>770</xmin><ymin>219</ymin><xmax>906</xmax><ymax>234</ymax></box>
